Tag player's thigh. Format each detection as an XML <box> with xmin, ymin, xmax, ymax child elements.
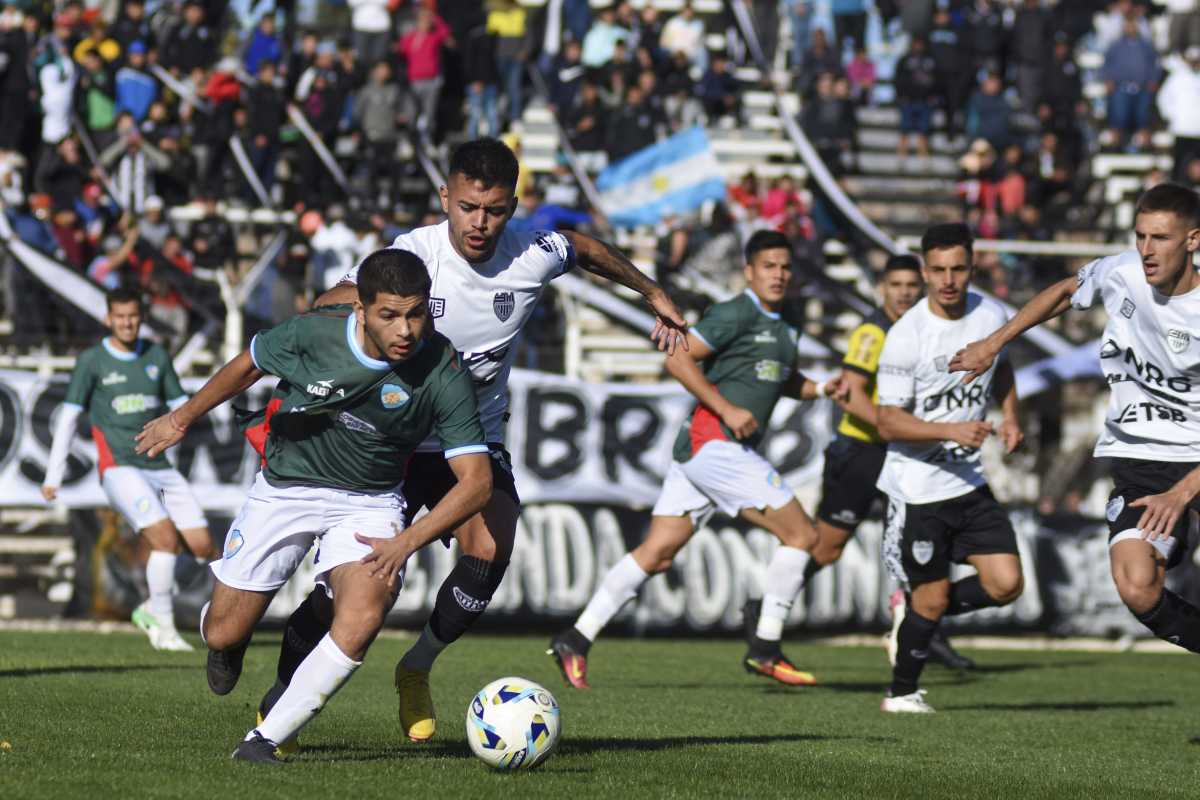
<box><xmin>633</xmin><ymin>513</ymin><xmax>696</xmax><ymax>573</ymax></box>
<box><xmin>149</xmin><ymin>468</ymin><xmax>210</xmax><ymax>552</ymax></box>
<box><xmin>178</xmin><ymin>527</ymin><xmax>217</xmax><ymax>560</ymax></box>
<box><xmin>205</xmin><ymin>578</ymin><xmax>275</xmax><ymax>647</ymax></box>
<box><xmin>1109</xmin><ymin>538</ymin><xmax>1168</xmax><ymax>611</ymax></box>
<box><xmin>318</xmin><ymin>488</ymin><xmax>407</xmax><ymax>589</ymax></box>
<box><xmin>740</xmin><ymin>498</ymin><xmax>817</xmax><ymax>550</ymax></box>
<box><xmin>910</xmin><ymin>577</ymin><xmax>952</xmax><ymax>620</ymax></box>
<box><xmin>815</xmin><ymin>438</ymin><xmax>885</xmax><ymax>533</ymax></box>
<box><xmin>101</xmin><ymin>466</ymin><xmax>171</xmax><ymax>540</ymax></box>
<box><xmin>454</xmin><ymin>489</ymin><xmax>521</xmax><ymax>562</ymax></box>
<box><xmin>1105</xmin><ymin>468</ymin><xmax>1192</xmax><ymax>571</ymax></box>
<box><xmin>679</xmin><ymin>440</ymin><xmax>796</xmax><ymax>521</ymax></box>
<box><xmin>896</xmin><ymin>498</ymin><xmax>954</xmax><ymax>590</ymax></box>
<box><xmin>812</xmin><ymin>521</ymin><xmax>854</xmax><ymax>566</ymax></box>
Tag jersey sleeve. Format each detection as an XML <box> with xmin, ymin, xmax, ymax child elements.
<box><xmin>691</xmin><ymin>300</ymin><xmax>745</xmax><ymax>354</ymax></box>
<box><xmin>1070</xmin><ymin>253</ymin><xmax>1124</xmax><ymax>310</ymax></box>
<box><xmin>875</xmin><ymin>320</ymin><xmax>918</xmax><ymax>409</ymax></box>
<box><xmin>249</xmin><ymin>316</ymin><xmax>302</xmax><ymax>379</ymax></box>
<box><xmin>842</xmin><ymin>322</ymin><xmax>886</xmax><ymax>377</ymax></box>
<box><xmin>63</xmin><ymin>350</ymin><xmax>95</xmax><ymax>410</ymax></box>
<box><xmin>432</xmin><ymin>353</ymin><xmax>488</xmax><ymax>459</ymax></box>
<box><xmin>530</xmin><ymin>230</ymin><xmax>576</xmax><ymax>281</ymax></box>
<box><xmin>155</xmin><ymin>346</ymin><xmax>188</xmax><ymax>408</ymax></box>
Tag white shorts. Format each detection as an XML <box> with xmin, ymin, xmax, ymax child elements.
<box><xmin>651</xmin><ymin>440</ymin><xmax>796</xmax><ymax>522</ymax></box>
<box><xmin>101</xmin><ymin>466</ymin><xmax>207</xmax><ymax>533</ymax></box>
<box><xmin>211</xmin><ymin>473</ymin><xmax>407</xmax><ymax>593</ymax></box>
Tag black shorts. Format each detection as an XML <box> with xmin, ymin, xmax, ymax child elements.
<box><xmin>883</xmin><ymin>486</ymin><xmax>1018</xmax><ymax>587</ymax></box>
<box><xmin>402</xmin><ymin>445</ymin><xmax>521</xmax><ymax>529</ymax></box>
<box><xmin>1104</xmin><ymin>458</ymin><xmax>1200</xmax><ymax>569</ymax></box>
<box><xmin>816</xmin><ymin>436</ymin><xmax>887</xmax><ymax>530</ymax></box>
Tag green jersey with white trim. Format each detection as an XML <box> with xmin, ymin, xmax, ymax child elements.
<box><xmin>671</xmin><ymin>290</ymin><xmax>802</xmax><ymax>463</ymax></box>
<box><xmin>249</xmin><ymin>309</ymin><xmax>486</xmax><ymax>492</ymax></box>
<box><xmin>64</xmin><ymin>338</ymin><xmax>186</xmax><ymax>473</ymax></box>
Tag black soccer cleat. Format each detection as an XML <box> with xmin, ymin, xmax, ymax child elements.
<box><xmin>231</xmin><ymin>732</ymin><xmax>286</xmax><ymax>765</ymax></box>
<box><xmin>928</xmin><ymin>630</ymin><xmax>976</xmax><ymax>670</ymax></box>
<box><xmin>547</xmin><ymin>628</ymin><xmax>591</xmax><ymax>689</ymax></box>
<box><xmin>207</xmin><ymin>640</ymin><xmax>248</xmax><ymax>696</ymax></box>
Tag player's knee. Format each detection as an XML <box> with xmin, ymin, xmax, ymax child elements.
<box><xmin>812</xmin><ymin>540</ymin><xmax>846</xmax><ymax>567</ymax></box>
<box><xmin>459</xmin><ymin>533</ymin><xmax>499</xmax><ymax>561</ymax></box>
<box><xmin>143</xmin><ymin>522</ymin><xmax>181</xmax><ymax>553</ymax></box>
<box><xmin>203</xmin><ymin>617</ymin><xmax>248</xmax><ymax>652</ymax></box>
<box><xmin>983</xmin><ymin>572</ymin><xmax>1024</xmax><ymax>605</ymax></box>
<box><xmin>1113</xmin><ymin>569</ymin><xmax>1161</xmax><ymax>615</ymax></box>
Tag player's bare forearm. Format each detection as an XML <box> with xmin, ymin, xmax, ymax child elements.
<box><xmin>995</xmin><ymin>359</ymin><xmax>1020</xmax><ymax>423</ymax></box>
<box><xmin>837</xmin><ymin>370</ymin><xmax>878</xmax><ymax>424</ymax></box>
<box><xmin>565</xmin><ymin>231</ymin><xmax>660</xmax><ymax>298</ymax></box>
<box><xmin>175</xmin><ymin>351</ymin><xmax>263</xmax><ymax>427</ymax></box>
<box><xmin>876</xmin><ymin>405</ymin><xmax>960</xmax><ymax>444</ymax></box>
<box><xmin>314</xmin><ymin>282</ymin><xmax>358</xmax><ymax>308</ymax></box>
<box><xmin>1171</xmin><ymin>465</ymin><xmax>1200</xmax><ymax>504</ymax></box>
<box><xmin>397</xmin><ymin>453</ymin><xmax>494</xmax><ymax>551</ymax></box>
<box><xmin>951</xmin><ymin>276</ymin><xmax>1075</xmax><ymax>381</ymax></box>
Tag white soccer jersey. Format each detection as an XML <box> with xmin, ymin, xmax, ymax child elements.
<box><xmin>342</xmin><ymin>221</ymin><xmax>576</xmax><ymax>448</ymax></box>
<box><xmin>875</xmin><ymin>293</ymin><xmax>1010</xmax><ymax>504</ymax></box>
<box><xmin>1072</xmin><ymin>249</ymin><xmax>1200</xmax><ymax>462</ymax></box>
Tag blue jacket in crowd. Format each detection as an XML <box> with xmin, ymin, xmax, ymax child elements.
<box><xmin>1102</xmin><ymin>34</ymin><xmax>1159</xmax><ymax>86</ymax></box>
<box><xmin>115</xmin><ymin>66</ymin><xmax>159</xmax><ymax>121</ymax></box>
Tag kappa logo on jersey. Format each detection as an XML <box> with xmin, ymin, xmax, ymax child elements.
<box><xmin>307</xmin><ymin>379</ymin><xmax>334</xmax><ymax>397</ymax></box>
<box><xmin>224</xmin><ymin>529</ymin><xmax>245</xmax><ymax>559</ymax></box>
<box><xmin>493</xmin><ymin>291</ymin><xmax>515</xmax><ymax>322</ymax></box>
<box><xmin>101</xmin><ymin>371</ymin><xmax>127</xmax><ymax>386</ymax></box>
<box><xmin>380</xmin><ymin>383</ymin><xmax>410</xmax><ymax>409</ymax></box>
<box><xmin>1106</xmin><ymin>495</ymin><xmax>1125</xmax><ymax>522</ymax></box>
<box><xmin>453</xmin><ymin>587</ymin><xmax>488</xmax><ymax>613</ymax></box>
<box><xmin>429</xmin><ymin>297</ymin><xmax>446</xmax><ymax>318</ymax></box>
<box><xmin>1121</xmin><ymin>298</ymin><xmax>1136</xmax><ymax>318</ymax></box>
<box><xmin>1168</xmin><ymin>329</ymin><xmax>1191</xmax><ymax>354</ymax></box>
<box><xmin>145</xmin><ymin>364</ymin><xmax>159</xmax><ymax>381</ymax></box>
<box><xmin>911</xmin><ymin>540</ymin><xmax>934</xmax><ymax>565</ymax></box>
<box><xmin>534</xmin><ymin>232</ymin><xmax>568</xmax><ymax>263</ymax></box>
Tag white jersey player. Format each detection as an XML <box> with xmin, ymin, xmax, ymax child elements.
<box><xmin>953</xmin><ymin>183</ymin><xmax>1200</xmax><ymax>663</ymax></box>
<box><xmin>874</xmin><ymin>223</ymin><xmax>1025</xmax><ymax>714</ymax></box>
<box><xmin>262</xmin><ymin>137</ymin><xmax>689</xmax><ymax>746</ymax></box>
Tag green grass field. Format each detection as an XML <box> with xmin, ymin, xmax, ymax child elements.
<box><xmin>1</xmin><ymin>630</ymin><xmax>1197</xmax><ymax>798</ymax></box>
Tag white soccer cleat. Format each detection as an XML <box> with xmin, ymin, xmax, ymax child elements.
<box><xmin>885</xmin><ymin>589</ymin><xmax>906</xmax><ymax>667</ymax></box>
<box><xmin>881</xmin><ymin>689</ymin><xmax>934</xmax><ymax>714</ymax></box>
<box><xmin>132</xmin><ymin>602</ymin><xmax>194</xmax><ymax>652</ymax></box>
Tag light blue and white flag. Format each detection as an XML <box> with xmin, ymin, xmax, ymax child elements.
<box><xmin>596</xmin><ymin>127</ymin><xmax>726</xmax><ymax>228</ymax></box>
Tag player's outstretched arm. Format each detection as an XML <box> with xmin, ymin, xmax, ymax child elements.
<box><xmin>949</xmin><ymin>275</ymin><xmax>1076</xmax><ymax>383</ymax></box>
<box><xmin>784</xmin><ymin>371</ymin><xmax>849</xmax><ymax>403</ymax></box>
<box><xmin>664</xmin><ymin>331</ymin><xmax>757</xmax><ymax>439</ymax></box>
<box><xmin>877</xmin><ymin>405</ymin><xmax>994</xmax><ymax>450</ymax></box>
<box><xmin>135</xmin><ymin>351</ymin><xmax>263</xmax><ymax>457</ymax></box>
<box><xmin>42</xmin><ymin>404</ymin><xmax>84</xmax><ymax>501</ymax></box>
<box><xmin>313</xmin><ymin>282</ymin><xmax>358</xmax><ymax>308</ymax></box>
<box><xmin>993</xmin><ymin>359</ymin><xmax>1024</xmax><ymax>454</ymax></box>
<box><xmin>563</xmin><ymin>231</ymin><xmax>689</xmax><ymax>355</ymax></box>
<box><xmin>357</xmin><ymin>453</ymin><xmax>493</xmax><ymax>589</ymax></box>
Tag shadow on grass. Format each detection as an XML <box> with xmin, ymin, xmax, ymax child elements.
<box><xmin>944</xmin><ymin>700</ymin><xmax>1174</xmax><ymax>713</ymax></box>
<box><xmin>0</xmin><ymin>664</ymin><xmax>195</xmax><ymax>679</ymax></box>
<box><xmin>964</xmin><ymin>660</ymin><xmax>1099</xmax><ymax>675</ymax></box>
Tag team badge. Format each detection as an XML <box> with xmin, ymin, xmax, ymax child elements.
<box><xmin>493</xmin><ymin>291</ymin><xmax>515</xmax><ymax>322</ymax></box>
<box><xmin>380</xmin><ymin>383</ymin><xmax>410</xmax><ymax>409</ymax></box>
<box><xmin>912</xmin><ymin>540</ymin><xmax>934</xmax><ymax>565</ymax></box>
<box><xmin>934</xmin><ymin>356</ymin><xmax>948</xmax><ymax>372</ymax></box>
<box><xmin>136</xmin><ymin>497</ymin><xmax>152</xmax><ymax>514</ymax></box>
<box><xmin>766</xmin><ymin>469</ymin><xmax>784</xmax><ymax>489</ymax></box>
<box><xmin>1106</xmin><ymin>496</ymin><xmax>1125</xmax><ymax>523</ymax></box>
<box><xmin>429</xmin><ymin>297</ymin><xmax>446</xmax><ymax>318</ymax></box>
<box><xmin>1120</xmin><ymin>298</ymin><xmax>1136</xmax><ymax>318</ymax></box>
<box><xmin>145</xmin><ymin>364</ymin><xmax>159</xmax><ymax>381</ymax></box>
<box><xmin>224</xmin><ymin>530</ymin><xmax>245</xmax><ymax>559</ymax></box>
<box><xmin>1168</xmin><ymin>329</ymin><xmax>1190</xmax><ymax>354</ymax></box>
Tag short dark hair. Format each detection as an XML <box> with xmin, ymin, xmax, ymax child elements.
<box><xmin>883</xmin><ymin>254</ymin><xmax>922</xmax><ymax>274</ymax></box>
<box><xmin>448</xmin><ymin>138</ymin><xmax>520</xmax><ymax>193</ymax></box>
<box><xmin>1135</xmin><ymin>183</ymin><xmax>1200</xmax><ymax>228</ymax></box>
<box><xmin>356</xmin><ymin>249</ymin><xmax>431</xmax><ymax>306</ymax></box>
<box><xmin>745</xmin><ymin>229</ymin><xmax>791</xmax><ymax>263</ymax></box>
<box><xmin>920</xmin><ymin>223</ymin><xmax>973</xmax><ymax>258</ymax></box>
<box><xmin>106</xmin><ymin>286</ymin><xmax>143</xmax><ymax>311</ymax></box>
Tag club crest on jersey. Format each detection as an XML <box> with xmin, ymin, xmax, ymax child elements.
<box><xmin>1168</xmin><ymin>329</ymin><xmax>1190</xmax><ymax>354</ymax></box>
<box><xmin>493</xmin><ymin>291</ymin><xmax>515</xmax><ymax>322</ymax></box>
<box><xmin>224</xmin><ymin>529</ymin><xmax>244</xmax><ymax>559</ymax></box>
<box><xmin>429</xmin><ymin>297</ymin><xmax>446</xmax><ymax>318</ymax></box>
<box><xmin>912</xmin><ymin>540</ymin><xmax>934</xmax><ymax>565</ymax></box>
<box><xmin>1120</xmin><ymin>298</ymin><xmax>1136</xmax><ymax>318</ymax></box>
<box><xmin>381</xmin><ymin>383</ymin><xmax>410</xmax><ymax>409</ymax></box>
<box><xmin>145</xmin><ymin>364</ymin><xmax>159</xmax><ymax>381</ymax></box>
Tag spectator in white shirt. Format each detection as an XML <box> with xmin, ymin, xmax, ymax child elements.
<box><xmin>660</xmin><ymin>2</ymin><xmax>707</xmax><ymax>72</ymax></box>
<box><xmin>1158</xmin><ymin>46</ymin><xmax>1200</xmax><ymax>181</ymax></box>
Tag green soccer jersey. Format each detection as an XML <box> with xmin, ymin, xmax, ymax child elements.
<box><xmin>671</xmin><ymin>290</ymin><xmax>802</xmax><ymax>463</ymax></box>
<box><xmin>64</xmin><ymin>338</ymin><xmax>187</xmax><ymax>473</ymax></box>
<box><xmin>249</xmin><ymin>309</ymin><xmax>487</xmax><ymax>492</ymax></box>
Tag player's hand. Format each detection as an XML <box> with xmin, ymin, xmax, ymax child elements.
<box><xmin>825</xmin><ymin>375</ymin><xmax>851</xmax><ymax>405</ymax></box>
<box><xmin>720</xmin><ymin>406</ymin><xmax>758</xmax><ymax>440</ymax></box>
<box><xmin>135</xmin><ymin>411</ymin><xmax>188</xmax><ymax>457</ymax></box>
<box><xmin>949</xmin><ymin>339</ymin><xmax>1000</xmax><ymax>385</ymax></box>
<box><xmin>647</xmin><ymin>288</ymin><xmax>689</xmax><ymax>356</ymax></box>
<box><xmin>999</xmin><ymin>417</ymin><xmax>1024</xmax><ymax>454</ymax></box>
<box><xmin>948</xmin><ymin>420</ymin><xmax>993</xmax><ymax>450</ymax></box>
<box><xmin>40</xmin><ymin>485</ymin><xmax>58</xmax><ymax>502</ymax></box>
<box><xmin>356</xmin><ymin>526</ymin><xmax>412</xmax><ymax>590</ymax></box>
<box><xmin>1130</xmin><ymin>488</ymin><xmax>1192</xmax><ymax>541</ymax></box>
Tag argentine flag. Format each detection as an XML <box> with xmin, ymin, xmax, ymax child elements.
<box><xmin>596</xmin><ymin>127</ymin><xmax>726</xmax><ymax>228</ymax></box>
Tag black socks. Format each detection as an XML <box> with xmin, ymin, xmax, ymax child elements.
<box><xmin>428</xmin><ymin>556</ymin><xmax>509</xmax><ymax>645</ymax></box>
<box><xmin>891</xmin><ymin>609</ymin><xmax>939</xmax><ymax>697</ymax></box>
<box><xmin>1135</xmin><ymin>590</ymin><xmax>1200</xmax><ymax>654</ymax></box>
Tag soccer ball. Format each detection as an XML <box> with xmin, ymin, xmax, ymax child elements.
<box><xmin>466</xmin><ymin>676</ymin><xmax>561</xmax><ymax>770</ymax></box>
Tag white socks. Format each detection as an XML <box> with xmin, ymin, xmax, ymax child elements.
<box><xmin>145</xmin><ymin>551</ymin><xmax>177</xmax><ymax>621</ymax></box>
<box><xmin>756</xmin><ymin>546</ymin><xmax>812</xmax><ymax>642</ymax></box>
<box><xmin>400</xmin><ymin>623</ymin><xmax>448</xmax><ymax>672</ymax></box>
<box><xmin>255</xmin><ymin>634</ymin><xmax>361</xmax><ymax>745</ymax></box>
<box><xmin>575</xmin><ymin>554</ymin><xmax>650</xmax><ymax>641</ymax></box>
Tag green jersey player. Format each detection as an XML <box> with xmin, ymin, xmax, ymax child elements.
<box><xmin>550</xmin><ymin>230</ymin><xmax>848</xmax><ymax>688</ymax></box>
<box><xmin>42</xmin><ymin>286</ymin><xmax>215</xmax><ymax>651</ymax></box>
<box><xmin>136</xmin><ymin>249</ymin><xmax>493</xmax><ymax>763</ymax></box>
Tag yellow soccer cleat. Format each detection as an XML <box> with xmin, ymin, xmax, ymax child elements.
<box><xmin>395</xmin><ymin>663</ymin><xmax>436</xmax><ymax>742</ymax></box>
<box><xmin>255</xmin><ymin>711</ymin><xmax>299</xmax><ymax>757</ymax></box>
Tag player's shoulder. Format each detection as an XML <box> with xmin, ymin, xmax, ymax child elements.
<box><xmin>967</xmin><ymin>292</ymin><xmax>1010</xmax><ymax>324</ymax></box>
<box><xmin>1078</xmin><ymin>249</ymin><xmax>1141</xmax><ymax>286</ymax></box>
<box><xmin>854</xmin><ymin>309</ymin><xmax>891</xmax><ymax>338</ymax></box>
<box><xmin>704</xmin><ymin>292</ymin><xmax>753</xmax><ymax>324</ymax></box>
<box><xmin>423</xmin><ymin>332</ymin><xmax>471</xmax><ymax>383</ymax></box>
<box><xmin>390</xmin><ymin>222</ymin><xmax>444</xmax><ymax>256</ymax></box>
<box><xmin>140</xmin><ymin>339</ymin><xmax>171</xmax><ymax>361</ymax></box>
<box><xmin>888</xmin><ymin>298</ymin><xmax>927</xmax><ymax>336</ymax></box>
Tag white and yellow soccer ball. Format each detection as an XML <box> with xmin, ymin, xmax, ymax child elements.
<box><xmin>466</xmin><ymin>676</ymin><xmax>561</xmax><ymax>770</ymax></box>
